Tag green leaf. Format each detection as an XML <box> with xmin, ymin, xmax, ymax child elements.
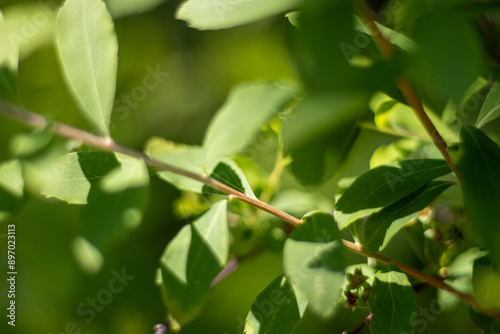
<box><xmin>203</xmin><ymin>81</ymin><xmax>298</xmax><ymax>159</ymax></box>
<box><xmin>56</xmin><ymin>0</ymin><xmax>118</xmax><ymax>135</ymax></box>
<box><xmin>270</xmin><ymin>189</ymin><xmax>332</xmax><ymax>218</ymax></box>
<box><xmin>414</xmin><ymin>10</ymin><xmax>483</xmax><ymax>103</ymax></box>
<box><xmin>472</xmin><ymin>252</ymin><xmax>500</xmax><ymax>308</ymax></box>
<box><xmin>458</xmin><ymin>125</ymin><xmax>500</xmax><ymax>261</ymax></box>
<box><xmin>41</xmin><ymin>153</ymin><xmax>91</xmax><ymax>204</ymax></box>
<box><xmin>0</xmin><ymin>159</ymin><xmax>25</xmax><ymax>221</ymax></box>
<box><xmin>369</xmin><ymin>263</ymin><xmax>417</xmax><ymax>334</ymax></box>
<box><xmin>202</xmin><ymin>160</ymin><xmax>256</xmax><ymax>198</ymax></box>
<box><xmin>176</xmin><ymin>0</ymin><xmax>302</xmax><ymax>30</ymax></box>
<box><xmin>334</xmin><ymin>159</ymin><xmax>451</xmax><ymax>229</ymax></box>
<box><xmin>41</xmin><ymin>151</ymin><xmax>120</xmax><ymax>204</ymax></box>
<box><xmin>370</xmin><ymin>92</ymin><xmax>459</xmax><ymax>143</ymax></box>
<box><xmin>283</xmin><ymin>92</ymin><xmax>369</xmax><ymax>151</ymax></box>
<box><xmin>0</xmin><ymin>3</ymin><xmax>57</xmax><ymax>63</ymax></box>
<box><xmin>71</xmin><ymin>236</ymin><xmax>104</xmax><ymax>275</ymax></box>
<box><xmin>363</xmin><ymin>181</ymin><xmax>453</xmax><ymax>252</ymax></box>
<box><xmin>476</xmin><ymin>81</ymin><xmax>500</xmax><ymax>128</ymax></box>
<box><xmin>244</xmin><ymin>275</ymin><xmax>307</xmax><ymax>334</ymax></box>
<box><xmin>354</xmin><ymin>16</ymin><xmax>417</xmax><ymax>54</ymax></box>
<box><xmin>289</xmin><ymin>126</ymin><xmax>359</xmax><ymax>186</ymax></box>
<box><xmin>81</xmin><ymin>153</ymin><xmax>150</xmax><ymax>249</ymax></box>
<box><xmin>159</xmin><ymin>200</ymin><xmax>228</xmax><ymax>323</ymax></box>
<box><xmin>146</xmin><ymin>138</ymin><xmax>255</xmax><ymax>196</ymax></box>
<box><xmin>105</xmin><ymin>0</ymin><xmax>167</xmax><ymax>17</ymax></box>
<box><xmin>283</xmin><ymin>211</ymin><xmax>348</xmax><ymax>318</ymax></box>
<box><xmin>146</xmin><ymin>138</ymin><xmax>214</xmax><ymax>193</ymax></box>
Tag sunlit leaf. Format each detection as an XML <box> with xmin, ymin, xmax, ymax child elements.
<box><xmin>71</xmin><ymin>236</ymin><xmax>104</xmax><ymax>275</ymax></box>
<box><xmin>244</xmin><ymin>275</ymin><xmax>307</xmax><ymax>334</ymax></box>
<box><xmin>146</xmin><ymin>138</ymin><xmax>213</xmax><ymax>193</ymax></box>
<box><xmin>476</xmin><ymin>81</ymin><xmax>500</xmax><ymax>128</ymax></box>
<box><xmin>363</xmin><ymin>181</ymin><xmax>453</xmax><ymax>252</ymax></box>
<box><xmin>369</xmin><ymin>263</ymin><xmax>417</xmax><ymax>334</ymax></box>
<box><xmin>159</xmin><ymin>200</ymin><xmax>228</xmax><ymax>323</ymax></box>
<box><xmin>472</xmin><ymin>252</ymin><xmax>500</xmax><ymax>308</ymax></box>
<box><xmin>458</xmin><ymin>125</ymin><xmax>500</xmax><ymax>261</ymax></box>
<box><xmin>204</xmin><ymin>81</ymin><xmax>298</xmax><ymax>159</ymax></box>
<box><xmin>0</xmin><ymin>3</ymin><xmax>57</xmax><ymax>63</ymax></box>
<box><xmin>56</xmin><ymin>0</ymin><xmax>118</xmax><ymax>135</ymax></box>
<box><xmin>106</xmin><ymin>0</ymin><xmax>167</xmax><ymax>17</ymax></box>
<box><xmin>283</xmin><ymin>211</ymin><xmax>348</xmax><ymax>318</ymax></box>
<box><xmin>370</xmin><ymin>92</ymin><xmax>459</xmax><ymax>143</ymax></box>
<box><xmin>176</xmin><ymin>0</ymin><xmax>302</xmax><ymax>30</ymax></box>
<box><xmin>334</xmin><ymin>159</ymin><xmax>451</xmax><ymax>229</ymax></box>
<box><xmin>41</xmin><ymin>151</ymin><xmax>120</xmax><ymax>204</ymax></box>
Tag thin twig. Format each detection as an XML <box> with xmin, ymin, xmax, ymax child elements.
<box><xmin>0</xmin><ymin>101</ymin><xmax>498</xmax><ymax>318</ymax></box>
<box><xmin>355</xmin><ymin>0</ymin><xmax>458</xmax><ymax>176</ymax></box>
<box><xmin>343</xmin><ymin>313</ymin><xmax>373</xmax><ymax>334</ymax></box>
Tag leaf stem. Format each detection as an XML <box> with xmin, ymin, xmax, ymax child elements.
<box><xmin>0</xmin><ymin>101</ymin><xmax>497</xmax><ymax>318</ymax></box>
<box><xmin>355</xmin><ymin>0</ymin><xmax>458</xmax><ymax>177</ymax></box>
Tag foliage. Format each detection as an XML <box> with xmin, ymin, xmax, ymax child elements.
<box><xmin>1</xmin><ymin>0</ymin><xmax>500</xmax><ymax>334</ymax></box>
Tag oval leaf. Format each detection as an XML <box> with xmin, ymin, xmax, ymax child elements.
<box><xmin>204</xmin><ymin>81</ymin><xmax>298</xmax><ymax>159</ymax></box>
<box><xmin>56</xmin><ymin>0</ymin><xmax>118</xmax><ymax>135</ymax></box>
<box><xmin>176</xmin><ymin>0</ymin><xmax>302</xmax><ymax>30</ymax></box>
<box><xmin>334</xmin><ymin>159</ymin><xmax>451</xmax><ymax>229</ymax></box>
<box><xmin>363</xmin><ymin>181</ymin><xmax>453</xmax><ymax>252</ymax></box>
<box><xmin>159</xmin><ymin>200</ymin><xmax>228</xmax><ymax>324</ymax></box>
<box><xmin>283</xmin><ymin>211</ymin><xmax>348</xmax><ymax>318</ymax></box>
<box><xmin>472</xmin><ymin>252</ymin><xmax>500</xmax><ymax>308</ymax></box>
<box><xmin>458</xmin><ymin>125</ymin><xmax>500</xmax><ymax>261</ymax></box>
<box><xmin>369</xmin><ymin>263</ymin><xmax>418</xmax><ymax>334</ymax></box>
<box><xmin>476</xmin><ymin>81</ymin><xmax>500</xmax><ymax>128</ymax></box>
<box><xmin>106</xmin><ymin>0</ymin><xmax>167</xmax><ymax>17</ymax></box>
<box><xmin>244</xmin><ymin>275</ymin><xmax>307</xmax><ymax>334</ymax></box>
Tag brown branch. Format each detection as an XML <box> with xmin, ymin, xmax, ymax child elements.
<box><xmin>343</xmin><ymin>313</ymin><xmax>373</xmax><ymax>334</ymax></box>
<box><xmin>0</xmin><ymin>101</ymin><xmax>498</xmax><ymax>318</ymax></box>
<box><xmin>355</xmin><ymin>0</ymin><xmax>458</xmax><ymax>177</ymax></box>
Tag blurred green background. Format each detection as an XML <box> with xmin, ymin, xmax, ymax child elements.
<box><xmin>0</xmin><ymin>0</ymin><xmax>495</xmax><ymax>333</ymax></box>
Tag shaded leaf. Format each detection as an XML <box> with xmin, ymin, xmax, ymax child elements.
<box><xmin>334</xmin><ymin>159</ymin><xmax>451</xmax><ymax>229</ymax></box>
<box><xmin>244</xmin><ymin>275</ymin><xmax>307</xmax><ymax>334</ymax></box>
<box><xmin>0</xmin><ymin>159</ymin><xmax>25</xmax><ymax>221</ymax></box>
<box><xmin>202</xmin><ymin>160</ymin><xmax>255</xmax><ymax>198</ymax></box>
<box><xmin>289</xmin><ymin>125</ymin><xmax>359</xmax><ymax>186</ymax></box>
<box><xmin>476</xmin><ymin>81</ymin><xmax>500</xmax><ymax>128</ymax></box>
<box><xmin>176</xmin><ymin>0</ymin><xmax>302</xmax><ymax>30</ymax></box>
<box><xmin>56</xmin><ymin>0</ymin><xmax>118</xmax><ymax>135</ymax></box>
<box><xmin>414</xmin><ymin>10</ymin><xmax>483</xmax><ymax>103</ymax></box>
<box><xmin>369</xmin><ymin>263</ymin><xmax>417</xmax><ymax>334</ymax></box>
<box><xmin>363</xmin><ymin>181</ymin><xmax>453</xmax><ymax>252</ymax></box>
<box><xmin>204</xmin><ymin>81</ymin><xmax>298</xmax><ymax>159</ymax></box>
<box><xmin>283</xmin><ymin>92</ymin><xmax>368</xmax><ymax>151</ymax></box>
<box><xmin>458</xmin><ymin>125</ymin><xmax>500</xmax><ymax>261</ymax></box>
<box><xmin>472</xmin><ymin>252</ymin><xmax>500</xmax><ymax>308</ymax></box>
<box><xmin>283</xmin><ymin>211</ymin><xmax>348</xmax><ymax>318</ymax></box>
<box><xmin>159</xmin><ymin>200</ymin><xmax>228</xmax><ymax>323</ymax></box>
<box><xmin>82</xmin><ymin>153</ymin><xmax>150</xmax><ymax>249</ymax></box>
<box><xmin>106</xmin><ymin>0</ymin><xmax>167</xmax><ymax>17</ymax></box>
